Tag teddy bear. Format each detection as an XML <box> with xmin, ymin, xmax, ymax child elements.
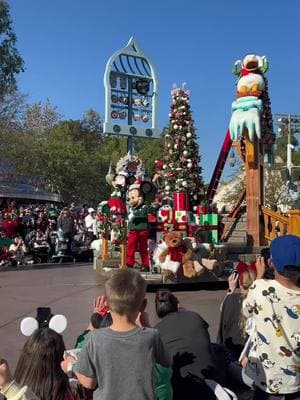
<box><xmin>158</xmin><ymin>231</ymin><xmax>201</xmax><ymax>278</ymax></box>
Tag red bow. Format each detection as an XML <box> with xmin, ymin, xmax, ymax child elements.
<box><xmin>236</xmin><ymin>261</ymin><xmax>257</xmax><ymax>285</ymax></box>
<box><xmin>98</xmin><ymin>306</ymin><xmax>109</xmax><ymax>318</ymax></box>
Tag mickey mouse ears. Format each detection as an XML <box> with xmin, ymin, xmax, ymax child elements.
<box><xmin>20</xmin><ymin>314</ymin><xmax>67</xmax><ymax>336</ymax></box>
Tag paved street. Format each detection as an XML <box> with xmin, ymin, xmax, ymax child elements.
<box><xmin>0</xmin><ymin>264</ymin><xmax>226</xmax><ymax>370</ymax></box>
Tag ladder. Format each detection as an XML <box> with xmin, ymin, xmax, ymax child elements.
<box><xmin>206</xmin><ymin>129</ymin><xmax>232</xmax><ymax>202</ymax></box>
<box><xmin>221</xmin><ymin>189</ymin><xmax>246</xmax><ymax>241</ymax></box>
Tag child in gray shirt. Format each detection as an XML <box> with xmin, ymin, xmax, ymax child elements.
<box><xmin>71</xmin><ymin>269</ymin><xmax>171</xmax><ymax>400</ymax></box>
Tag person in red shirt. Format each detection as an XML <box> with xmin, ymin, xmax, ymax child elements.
<box><xmin>2</xmin><ymin>214</ymin><xmax>22</xmax><ymax>238</ymax></box>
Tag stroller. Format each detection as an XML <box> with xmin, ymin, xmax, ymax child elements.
<box><xmin>32</xmin><ymin>230</ymin><xmax>51</xmax><ymax>264</ymax></box>
<box><xmin>71</xmin><ymin>232</ymin><xmax>92</xmax><ymax>262</ymax></box>
<box><xmin>51</xmin><ymin>228</ymin><xmax>74</xmax><ymax>263</ymax></box>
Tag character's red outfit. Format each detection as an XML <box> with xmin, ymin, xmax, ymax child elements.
<box><xmin>127</xmin><ymin>229</ymin><xmax>149</xmax><ymax>267</ymax></box>
<box><xmin>126</xmin><ymin>204</ymin><xmax>149</xmax><ymax>267</ymax></box>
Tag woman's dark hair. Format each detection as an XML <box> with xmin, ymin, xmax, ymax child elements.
<box><xmin>14</xmin><ymin>328</ymin><xmax>72</xmax><ymax>400</ymax></box>
<box><xmin>90</xmin><ymin>312</ymin><xmax>113</xmax><ymax>329</ymax></box>
<box><xmin>155</xmin><ymin>289</ymin><xmax>179</xmax><ymax>318</ymax></box>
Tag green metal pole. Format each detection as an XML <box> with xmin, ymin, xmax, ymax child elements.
<box><xmin>127</xmin><ymin>136</ymin><xmax>133</xmax><ymax>154</ymax></box>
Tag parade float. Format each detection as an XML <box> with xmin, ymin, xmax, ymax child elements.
<box><xmin>94</xmin><ymin>39</ymin><xmax>300</xmax><ymax>283</ymax></box>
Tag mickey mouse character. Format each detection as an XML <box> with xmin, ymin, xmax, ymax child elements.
<box><xmin>262</xmin><ymin>287</ymin><xmax>281</xmax><ymax>303</ymax></box>
<box><xmin>262</xmin><ymin>378</ymin><xmax>283</xmax><ymax>394</ymax></box>
<box><xmin>291</xmin><ymin>332</ymin><xmax>300</xmax><ymax>347</ymax></box>
<box><xmin>126</xmin><ymin>179</ymin><xmax>153</xmax><ymax>272</ymax></box>
<box><xmin>259</xmin><ymin>353</ymin><xmax>275</xmax><ymax>369</ymax></box>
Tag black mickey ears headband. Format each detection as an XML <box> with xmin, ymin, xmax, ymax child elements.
<box><xmin>20</xmin><ymin>307</ymin><xmax>67</xmax><ymax>336</ymax></box>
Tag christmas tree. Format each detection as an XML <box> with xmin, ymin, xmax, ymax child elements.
<box><xmin>161</xmin><ymin>84</ymin><xmax>204</xmax><ymax>208</ymax></box>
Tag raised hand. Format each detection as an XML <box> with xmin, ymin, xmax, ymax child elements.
<box><xmin>228</xmin><ymin>272</ymin><xmax>239</xmax><ymax>293</ymax></box>
<box><xmin>256</xmin><ymin>256</ymin><xmax>266</xmax><ymax>279</ymax></box>
<box><xmin>60</xmin><ymin>356</ymin><xmax>76</xmax><ymax>374</ymax></box>
<box><xmin>93</xmin><ymin>296</ymin><xmax>107</xmax><ymax>314</ymax></box>
<box><xmin>0</xmin><ymin>359</ymin><xmax>13</xmax><ymax>389</ymax></box>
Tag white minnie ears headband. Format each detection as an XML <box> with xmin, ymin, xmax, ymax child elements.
<box><xmin>20</xmin><ymin>307</ymin><xmax>67</xmax><ymax>336</ymax></box>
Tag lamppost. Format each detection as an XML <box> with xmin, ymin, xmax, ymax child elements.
<box><xmin>275</xmin><ymin>113</ymin><xmax>300</xmax><ymax>181</ymax></box>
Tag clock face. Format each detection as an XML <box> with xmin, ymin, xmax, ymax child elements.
<box><xmin>135</xmin><ymin>79</ymin><xmax>150</xmax><ymax>95</ymax></box>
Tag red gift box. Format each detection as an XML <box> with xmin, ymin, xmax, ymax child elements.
<box><xmin>174</xmin><ymin>192</ymin><xmax>189</xmax><ymax>211</ymax></box>
<box><xmin>176</xmin><ymin>223</ymin><xmax>188</xmax><ymax>232</ymax></box>
<box><xmin>197</xmin><ymin>205</ymin><xmax>207</xmax><ymax>214</ymax></box>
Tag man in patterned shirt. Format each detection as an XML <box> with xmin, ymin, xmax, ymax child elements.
<box><xmin>243</xmin><ymin>235</ymin><xmax>300</xmax><ymax>400</ymax></box>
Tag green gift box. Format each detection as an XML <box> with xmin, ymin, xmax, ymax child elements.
<box><xmin>200</xmin><ymin>214</ymin><xmax>219</xmax><ymax>244</ymax></box>
<box><xmin>200</xmin><ymin>213</ymin><xmax>218</xmax><ymax>226</ymax></box>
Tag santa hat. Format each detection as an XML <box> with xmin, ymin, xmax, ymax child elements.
<box><xmin>129</xmin><ymin>179</ymin><xmax>142</xmax><ymax>192</ymax></box>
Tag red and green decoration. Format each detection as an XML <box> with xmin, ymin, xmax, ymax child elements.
<box><xmin>161</xmin><ymin>84</ymin><xmax>204</xmax><ymax>207</ymax></box>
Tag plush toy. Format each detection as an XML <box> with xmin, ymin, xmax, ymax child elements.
<box><xmin>232</xmin><ymin>54</ymin><xmax>268</xmax><ymax>99</ymax></box>
<box><xmin>158</xmin><ymin>231</ymin><xmax>200</xmax><ymax>278</ymax></box>
<box><xmin>126</xmin><ymin>180</ymin><xmax>152</xmax><ymax>272</ymax></box>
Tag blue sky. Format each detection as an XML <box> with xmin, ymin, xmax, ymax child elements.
<box><xmin>8</xmin><ymin>0</ymin><xmax>300</xmax><ymax>182</ymax></box>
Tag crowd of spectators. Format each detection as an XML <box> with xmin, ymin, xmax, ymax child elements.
<box><xmin>0</xmin><ymin>200</ymin><xmax>98</xmax><ymax>267</ymax></box>
<box><xmin>0</xmin><ymin>234</ymin><xmax>299</xmax><ymax>400</ymax></box>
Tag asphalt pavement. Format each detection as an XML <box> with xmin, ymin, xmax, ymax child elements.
<box><xmin>0</xmin><ymin>263</ymin><xmax>227</xmax><ymax>370</ymax></box>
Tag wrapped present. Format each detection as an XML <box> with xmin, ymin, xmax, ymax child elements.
<box><xmin>164</xmin><ymin>222</ymin><xmax>175</xmax><ymax>231</ymax></box>
<box><xmin>197</xmin><ymin>204</ymin><xmax>207</xmax><ymax>215</ymax></box>
<box><xmin>199</xmin><ymin>224</ymin><xmax>219</xmax><ymax>244</ymax></box>
<box><xmin>157</xmin><ymin>205</ymin><xmax>173</xmax><ymax>223</ymax></box>
<box><xmin>174</xmin><ymin>210</ymin><xmax>190</xmax><ymax>223</ymax></box>
<box><xmin>175</xmin><ymin>222</ymin><xmax>188</xmax><ymax>235</ymax></box>
<box><xmin>173</xmin><ymin>192</ymin><xmax>189</xmax><ymax>211</ymax></box>
<box><xmin>199</xmin><ymin>213</ymin><xmax>219</xmax><ymax>244</ymax></box>
<box><xmin>200</xmin><ymin>213</ymin><xmax>219</xmax><ymax>226</ymax></box>
<box><xmin>190</xmin><ymin>213</ymin><xmax>201</xmax><ymax>225</ymax></box>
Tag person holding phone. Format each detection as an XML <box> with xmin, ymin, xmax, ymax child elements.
<box><xmin>0</xmin><ymin>359</ymin><xmax>39</xmax><ymax>400</ymax></box>
<box><xmin>217</xmin><ymin>264</ymin><xmax>257</xmax><ymax>360</ymax></box>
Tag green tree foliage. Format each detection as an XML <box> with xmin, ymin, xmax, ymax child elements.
<box><xmin>0</xmin><ymin>0</ymin><xmax>24</xmax><ymax>98</ymax></box>
<box><xmin>24</xmin><ymin>99</ymin><xmax>61</xmax><ymax>133</ymax></box>
<box><xmin>81</xmin><ymin>108</ymin><xmax>103</xmax><ymax>135</ymax></box>
<box><xmin>275</xmin><ymin>133</ymin><xmax>299</xmax><ymax>164</ymax></box>
<box><xmin>264</xmin><ymin>166</ymin><xmax>294</xmax><ymax>210</ymax></box>
<box><xmin>221</xmin><ymin>172</ymin><xmax>245</xmax><ymax>207</ymax></box>
<box><xmin>135</xmin><ymin>135</ymin><xmax>164</xmax><ymax>177</ymax></box>
<box><xmin>219</xmin><ymin>165</ymin><xmax>294</xmax><ymax>211</ymax></box>
<box><xmin>1</xmin><ymin>97</ymin><xmax>164</xmax><ymax>204</ymax></box>
<box><xmin>0</xmin><ymin>90</ymin><xmax>26</xmax><ymax>132</ymax></box>
<box><xmin>161</xmin><ymin>89</ymin><xmax>204</xmax><ymax>206</ymax></box>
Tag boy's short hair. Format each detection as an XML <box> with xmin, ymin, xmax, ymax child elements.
<box><xmin>105</xmin><ymin>269</ymin><xmax>147</xmax><ymax>315</ymax></box>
